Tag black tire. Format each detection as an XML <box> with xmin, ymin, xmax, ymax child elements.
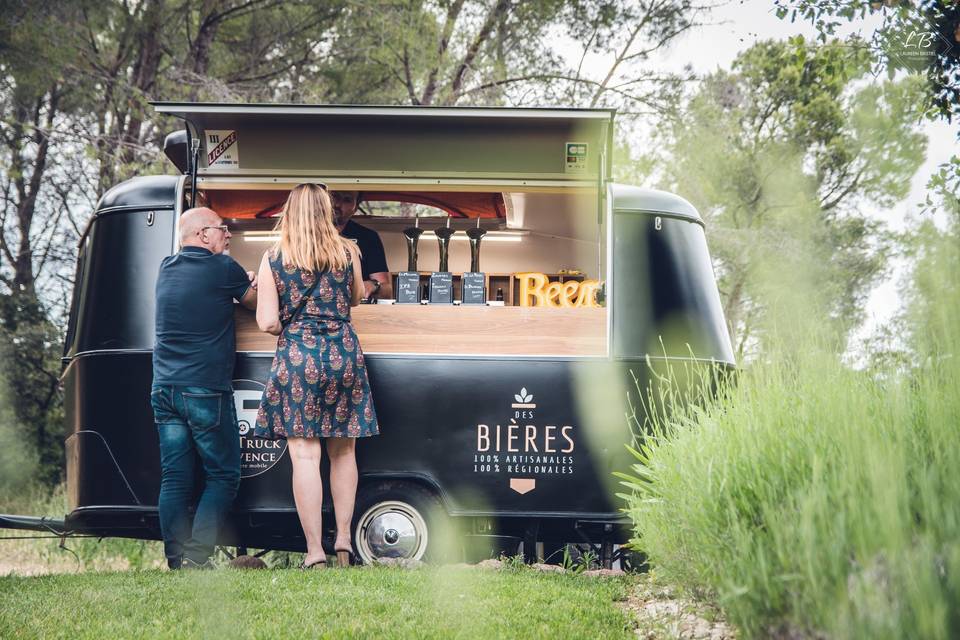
<box><xmin>351</xmin><ymin>481</ymin><xmax>452</xmax><ymax>565</ymax></box>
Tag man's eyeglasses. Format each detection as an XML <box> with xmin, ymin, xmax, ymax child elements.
<box><xmin>201</xmin><ymin>225</ymin><xmax>229</xmax><ymax>233</ymax></box>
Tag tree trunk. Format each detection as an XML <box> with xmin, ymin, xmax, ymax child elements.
<box><xmin>722</xmin><ymin>272</ymin><xmax>746</xmax><ymax>351</ymax></box>
<box><xmin>419</xmin><ymin>0</ymin><xmax>466</xmax><ymax>106</ymax></box>
<box><xmin>443</xmin><ymin>0</ymin><xmax>510</xmax><ymax>105</ymax></box>
<box><xmin>187</xmin><ymin>0</ymin><xmax>225</xmax><ymax>100</ymax></box>
<box><xmin>119</xmin><ymin>0</ymin><xmax>166</xmax><ymax>170</ymax></box>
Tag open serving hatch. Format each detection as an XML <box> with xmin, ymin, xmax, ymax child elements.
<box><xmin>152</xmin><ymin>103</ymin><xmax>616</xmax><ymax>357</ymax></box>
<box><xmin>152</xmin><ymin>103</ymin><xmax>613</xmax><ymax>183</ymax></box>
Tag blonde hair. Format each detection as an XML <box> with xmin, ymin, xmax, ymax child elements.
<box><xmin>274</xmin><ymin>183</ymin><xmax>351</xmax><ymax>272</ymax></box>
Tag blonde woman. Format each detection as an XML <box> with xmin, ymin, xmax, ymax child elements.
<box><xmin>254</xmin><ymin>183</ymin><xmax>379</xmax><ymax>569</ymax></box>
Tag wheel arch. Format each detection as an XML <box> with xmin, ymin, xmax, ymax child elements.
<box><xmin>357</xmin><ymin>472</ymin><xmax>450</xmax><ymax>513</ymax></box>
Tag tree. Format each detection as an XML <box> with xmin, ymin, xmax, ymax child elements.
<box><xmin>658</xmin><ymin>37</ymin><xmax>928</xmax><ymax>358</ymax></box>
<box><xmin>773</xmin><ymin>0</ymin><xmax>960</xmax><ymax>216</ymax></box>
<box><xmin>315</xmin><ymin>0</ymin><xmax>711</xmax><ymax>112</ymax></box>
<box><xmin>74</xmin><ymin>1</ymin><xmax>345</xmax><ymax>190</ymax></box>
<box><xmin>0</xmin><ymin>0</ymin><xmax>94</xmax><ymax>483</ymax></box>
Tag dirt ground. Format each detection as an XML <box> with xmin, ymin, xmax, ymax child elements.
<box><xmin>620</xmin><ymin>576</ymin><xmax>736</xmax><ymax>639</ymax></box>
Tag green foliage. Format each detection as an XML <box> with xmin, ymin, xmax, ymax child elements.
<box><xmin>0</xmin><ymin>294</ymin><xmax>65</xmax><ymax>486</ymax></box>
<box><xmin>500</xmin><ymin>553</ymin><xmax>529</xmax><ymax>572</ymax></box>
<box><xmin>618</xmin><ymin>210</ymin><xmax>960</xmax><ymax>637</ymax></box>
<box><xmin>0</xmin><ymin>1</ymin><xmax>81</xmax><ymax>96</ymax></box>
<box><xmin>659</xmin><ymin>37</ymin><xmax>927</xmax><ymax>357</ymax></box>
<box><xmin>0</xmin><ymin>378</ymin><xmax>38</xmax><ymax>494</ymax></box>
<box><xmin>613</xmin><ymin>137</ymin><xmax>656</xmax><ymax>186</ymax></box>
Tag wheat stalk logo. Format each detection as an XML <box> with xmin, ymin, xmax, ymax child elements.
<box><xmin>511</xmin><ymin>387</ymin><xmax>536</xmax><ymax>408</ymax></box>
<box><xmin>514</xmin><ymin>388</ymin><xmax>533</xmax><ymax>403</ymax></box>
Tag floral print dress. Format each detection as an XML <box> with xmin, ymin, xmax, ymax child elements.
<box><xmin>254</xmin><ymin>249</ymin><xmax>379</xmax><ymax>439</ymax></box>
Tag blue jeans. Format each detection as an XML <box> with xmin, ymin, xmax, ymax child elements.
<box><xmin>151</xmin><ymin>385</ymin><xmax>240</xmax><ymax>568</ymax></box>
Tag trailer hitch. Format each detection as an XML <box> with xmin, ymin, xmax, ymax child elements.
<box><xmin>0</xmin><ymin>513</ymin><xmax>69</xmax><ymax>535</ymax></box>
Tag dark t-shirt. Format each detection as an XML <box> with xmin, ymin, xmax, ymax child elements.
<box><xmin>341</xmin><ymin>219</ymin><xmax>388</xmax><ymax>281</ymax></box>
<box><xmin>153</xmin><ymin>247</ymin><xmax>250</xmax><ymax>391</ymax></box>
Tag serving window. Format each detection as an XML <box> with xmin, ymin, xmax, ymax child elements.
<box><xmin>199</xmin><ymin>186</ymin><xmax>607</xmax><ymax>357</ymax></box>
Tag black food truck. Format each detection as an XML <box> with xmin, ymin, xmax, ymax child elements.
<box><xmin>1</xmin><ymin>104</ymin><xmax>734</xmax><ymax>567</ymax></box>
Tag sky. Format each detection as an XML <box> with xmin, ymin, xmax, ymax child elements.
<box><xmin>567</xmin><ymin>0</ymin><xmax>956</xmax><ymax>345</ymax></box>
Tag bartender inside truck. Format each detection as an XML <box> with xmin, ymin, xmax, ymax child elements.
<box><xmin>332</xmin><ymin>191</ymin><xmax>393</xmax><ymax>301</ymax></box>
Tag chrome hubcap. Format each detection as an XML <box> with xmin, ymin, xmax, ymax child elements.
<box><xmin>355</xmin><ymin>500</ymin><xmax>428</xmax><ymax>564</ymax></box>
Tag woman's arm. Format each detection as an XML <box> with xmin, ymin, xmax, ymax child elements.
<box><xmin>256</xmin><ymin>251</ymin><xmax>283</xmax><ymax>335</ymax></box>
<box><xmin>347</xmin><ymin>241</ymin><xmax>364</xmax><ymax>307</ymax></box>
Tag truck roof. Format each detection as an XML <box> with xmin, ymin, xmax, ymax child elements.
<box><xmin>96</xmin><ymin>175</ymin><xmax>180</xmax><ymax>213</ymax></box>
<box><xmin>611</xmin><ymin>184</ymin><xmax>702</xmax><ymax>223</ymax></box>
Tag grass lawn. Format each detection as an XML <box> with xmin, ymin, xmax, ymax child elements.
<box><xmin>0</xmin><ymin>565</ymin><xmax>635</xmax><ymax>639</ymax></box>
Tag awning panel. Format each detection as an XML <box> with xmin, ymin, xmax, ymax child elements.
<box><xmin>152</xmin><ymin>103</ymin><xmax>614</xmax><ymax>183</ymax></box>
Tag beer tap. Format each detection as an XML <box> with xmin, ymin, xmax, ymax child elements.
<box><xmin>466</xmin><ymin>218</ymin><xmax>486</xmax><ymax>273</ymax></box>
<box><xmin>435</xmin><ymin>217</ymin><xmax>456</xmax><ymax>273</ymax></box>
<box><xmin>402</xmin><ymin>217</ymin><xmax>423</xmax><ymax>272</ymax></box>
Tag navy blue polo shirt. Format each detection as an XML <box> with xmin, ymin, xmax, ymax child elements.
<box><xmin>341</xmin><ymin>220</ymin><xmax>388</xmax><ymax>280</ymax></box>
<box><xmin>153</xmin><ymin>247</ymin><xmax>250</xmax><ymax>391</ymax></box>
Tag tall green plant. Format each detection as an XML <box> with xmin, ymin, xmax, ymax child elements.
<box><xmin>619</xmin><ymin>210</ymin><xmax>960</xmax><ymax>637</ymax></box>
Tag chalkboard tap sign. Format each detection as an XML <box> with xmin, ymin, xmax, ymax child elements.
<box><xmin>461</xmin><ymin>221</ymin><xmax>487</xmax><ymax>304</ymax></box>
<box><xmin>428</xmin><ymin>272</ymin><xmax>454</xmax><ymax>304</ymax></box>
<box><xmin>395</xmin><ymin>272</ymin><xmax>420</xmax><ymax>304</ymax></box>
<box><xmin>461</xmin><ymin>272</ymin><xmax>486</xmax><ymax>304</ymax></box>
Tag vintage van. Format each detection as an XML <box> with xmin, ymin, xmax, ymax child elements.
<box><xmin>3</xmin><ymin>104</ymin><xmax>733</xmax><ymax>566</ymax></box>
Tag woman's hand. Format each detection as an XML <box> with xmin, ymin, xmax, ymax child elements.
<box><xmin>256</xmin><ymin>251</ymin><xmax>283</xmax><ymax>335</ymax></box>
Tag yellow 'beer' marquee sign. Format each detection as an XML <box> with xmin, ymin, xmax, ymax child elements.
<box><xmin>516</xmin><ymin>272</ymin><xmax>602</xmax><ymax>308</ymax></box>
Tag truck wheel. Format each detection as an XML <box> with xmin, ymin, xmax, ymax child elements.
<box><xmin>352</xmin><ymin>481</ymin><xmax>449</xmax><ymax>565</ymax></box>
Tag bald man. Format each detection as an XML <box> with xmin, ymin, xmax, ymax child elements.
<box><xmin>150</xmin><ymin>207</ymin><xmax>257</xmax><ymax>570</ymax></box>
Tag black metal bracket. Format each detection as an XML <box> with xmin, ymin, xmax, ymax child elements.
<box><xmin>189</xmin><ymin>131</ymin><xmax>200</xmax><ymax>209</ymax></box>
<box><xmin>522</xmin><ymin>518</ymin><xmax>540</xmax><ymax>563</ymax></box>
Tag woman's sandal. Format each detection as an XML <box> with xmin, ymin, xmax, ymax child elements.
<box><xmin>299</xmin><ymin>558</ymin><xmax>327</xmax><ymax>570</ymax></box>
<box><xmin>334</xmin><ymin>548</ymin><xmax>355</xmax><ymax>568</ymax></box>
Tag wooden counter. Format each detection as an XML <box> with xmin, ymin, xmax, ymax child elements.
<box><xmin>235</xmin><ymin>305</ymin><xmax>606</xmax><ymax>356</ymax></box>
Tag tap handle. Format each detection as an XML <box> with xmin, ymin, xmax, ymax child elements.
<box><xmin>403</xmin><ymin>227</ymin><xmax>424</xmax><ymax>272</ymax></box>
<box><xmin>435</xmin><ymin>227</ymin><xmax>457</xmax><ymax>272</ymax></box>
